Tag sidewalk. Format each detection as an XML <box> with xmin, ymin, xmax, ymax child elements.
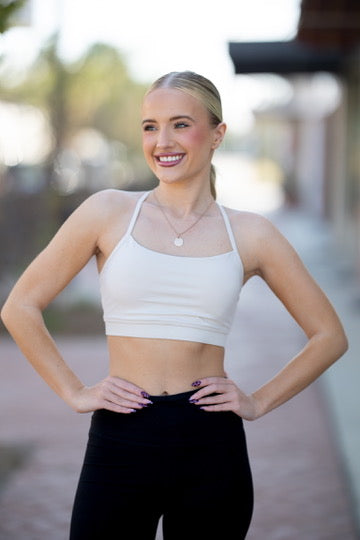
<box><xmin>271</xmin><ymin>206</ymin><xmax>360</xmax><ymax>535</ymax></box>
<box><xmin>0</xmin><ymin>208</ymin><xmax>359</xmax><ymax>539</ymax></box>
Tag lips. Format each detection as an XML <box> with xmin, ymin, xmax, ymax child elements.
<box><xmin>155</xmin><ymin>154</ymin><xmax>185</xmax><ymax>167</ymax></box>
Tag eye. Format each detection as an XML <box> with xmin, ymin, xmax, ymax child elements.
<box><xmin>143</xmin><ymin>124</ymin><xmax>156</xmax><ymax>132</ymax></box>
<box><xmin>174</xmin><ymin>121</ymin><xmax>189</xmax><ymax>129</ymax></box>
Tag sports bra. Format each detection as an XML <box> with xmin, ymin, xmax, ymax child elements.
<box><xmin>99</xmin><ymin>191</ymin><xmax>244</xmax><ymax>347</ymax></box>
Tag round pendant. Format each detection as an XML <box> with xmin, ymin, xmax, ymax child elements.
<box><xmin>174</xmin><ymin>237</ymin><xmax>184</xmax><ymax>247</ymax></box>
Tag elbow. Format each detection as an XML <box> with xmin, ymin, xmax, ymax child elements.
<box><xmin>1</xmin><ymin>296</ymin><xmax>43</xmax><ymax>333</ymax></box>
<box><xmin>338</xmin><ymin>330</ymin><xmax>349</xmax><ymax>357</ymax></box>
<box><xmin>327</xmin><ymin>327</ymin><xmax>349</xmax><ymax>361</ymax></box>
<box><xmin>1</xmin><ymin>300</ymin><xmax>9</xmax><ymax>324</ymax></box>
<box><xmin>1</xmin><ymin>299</ymin><xmax>14</xmax><ymax>330</ymax></box>
<box><xmin>310</xmin><ymin>325</ymin><xmax>349</xmax><ymax>365</ymax></box>
<box><xmin>1</xmin><ymin>296</ymin><xmax>25</xmax><ymax>332</ymax></box>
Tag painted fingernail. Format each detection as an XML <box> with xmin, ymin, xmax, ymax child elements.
<box><xmin>141</xmin><ymin>391</ymin><xmax>150</xmax><ymax>398</ymax></box>
<box><xmin>139</xmin><ymin>401</ymin><xmax>153</xmax><ymax>407</ymax></box>
<box><xmin>189</xmin><ymin>399</ymin><xmax>198</xmax><ymax>404</ymax></box>
<box><xmin>192</xmin><ymin>380</ymin><xmax>201</xmax><ymax>387</ymax></box>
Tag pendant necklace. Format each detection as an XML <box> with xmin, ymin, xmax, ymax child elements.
<box><xmin>153</xmin><ymin>192</ymin><xmax>214</xmax><ymax>247</ymax></box>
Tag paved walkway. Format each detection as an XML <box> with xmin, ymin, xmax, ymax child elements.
<box><xmin>272</xmin><ymin>206</ymin><xmax>360</xmax><ymax>536</ymax></box>
<box><xmin>0</xmin><ymin>208</ymin><xmax>358</xmax><ymax>539</ymax></box>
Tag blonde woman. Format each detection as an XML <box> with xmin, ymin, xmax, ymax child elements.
<box><xmin>1</xmin><ymin>71</ymin><xmax>348</xmax><ymax>539</ymax></box>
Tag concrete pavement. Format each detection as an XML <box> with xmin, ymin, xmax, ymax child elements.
<box><xmin>0</xmin><ymin>207</ymin><xmax>359</xmax><ymax>539</ymax></box>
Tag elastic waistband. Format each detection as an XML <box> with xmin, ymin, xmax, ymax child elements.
<box><xmin>148</xmin><ymin>390</ymin><xmax>195</xmax><ymax>404</ymax></box>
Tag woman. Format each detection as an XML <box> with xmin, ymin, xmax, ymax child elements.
<box><xmin>1</xmin><ymin>71</ymin><xmax>348</xmax><ymax>539</ymax></box>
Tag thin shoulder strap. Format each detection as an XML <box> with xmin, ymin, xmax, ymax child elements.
<box><xmin>125</xmin><ymin>191</ymin><xmax>151</xmax><ymax>235</ymax></box>
<box><xmin>217</xmin><ymin>203</ymin><xmax>239</xmax><ymax>253</ymax></box>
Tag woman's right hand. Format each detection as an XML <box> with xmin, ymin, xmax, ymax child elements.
<box><xmin>69</xmin><ymin>376</ymin><xmax>153</xmax><ymax>414</ymax></box>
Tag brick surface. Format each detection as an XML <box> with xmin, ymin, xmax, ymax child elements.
<box><xmin>0</xmin><ymin>266</ymin><xmax>357</xmax><ymax>539</ymax></box>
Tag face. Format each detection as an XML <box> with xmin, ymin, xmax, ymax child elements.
<box><xmin>141</xmin><ymin>88</ymin><xmax>225</xmax><ymax>188</ymax></box>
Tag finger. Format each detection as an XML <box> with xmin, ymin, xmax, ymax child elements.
<box><xmin>191</xmin><ymin>376</ymin><xmax>230</xmax><ymax>388</ymax></box>
<box><xmin>106</xmin><ymin>377</ymin><xmax>152</xmax><ymax>403</ymax></box>
<box><xmin>193</xmin><ymin>393</ymin><xmax>234</xmax><ymax>406</ymax></box>
<box><xmin>102</xmin><ymin>392</ymin><xmax>152</xmax><ymax>411</ymax></box>
<box><xmin>190</xmin><ymin>382</ymin><xmax>232</xmax><ymax>401</ymax></box>
<box><xmin>102</xmin><ymin>400</ymin><xmax>138</xmax><ymax>414</ymax></box>
<box><xmin>199</xmin><ymin>402</ymin><xmax>234</xmax><ymax>413</ymax></box>
<box><xmin>103</xmin><ymin>385</ymin><xmax>152</xmax><ymax>410</ymax></box>
<box><xmin>108</xmin><ymin>376</ymin><xmax>150</xmax><ymax>396</ymax></box>
<box><xmin>107</xmin><ymin>383</ymin><xmax>152</xmax><ymax>405</ymax></box>
<box><xmin>107</xmin><ymin>392</ymin><xmax>149</xmax><ymax>409</ymax></box>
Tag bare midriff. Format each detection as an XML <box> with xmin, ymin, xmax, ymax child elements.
<box><xmin>107</xmin><ymin>336</ymin><xmax>226</xmax><ymax>396</ymax></box>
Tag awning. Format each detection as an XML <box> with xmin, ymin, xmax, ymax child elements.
<box><xmin>228</xmin><ymin>40</ymin><xmax>344</xmax><ymax>75</ymax></box>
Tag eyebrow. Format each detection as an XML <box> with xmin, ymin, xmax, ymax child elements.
<box><xmin>141</xmin><ymin>115</ymin><xmax>195</xmax><ymax>125</ymax></box>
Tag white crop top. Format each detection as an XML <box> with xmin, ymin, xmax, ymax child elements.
<box><xmin>99</xmin><ymin>191</ymin><xmax>244</xmax><ymax>347</ymax></box>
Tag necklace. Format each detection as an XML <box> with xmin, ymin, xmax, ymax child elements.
<box><xmin>153</xmin><ymin>191</ymin><xmax>214</xmax><ymax>247</ymax></box>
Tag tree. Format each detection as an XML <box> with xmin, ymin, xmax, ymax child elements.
<box><xmin>66</xmin><ymin>43</ymin><xmax>148</xmax><ymax>154</ymax></box>
<box><xmin>0</xmin><ymin>36</ymin><xmax>154</xmax><ymax>307</ymax></box>
<box><xmin>0</xmin><ymin>0</ymin><xmax>26</xmax><ymax>34</ymax></box>
<box><xmin>0</xmin><ymin>39</ymin><xmax>149</xmax><ymax>162</ymax></box>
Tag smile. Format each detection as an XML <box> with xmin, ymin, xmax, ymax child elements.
<box><xmin>155</xmin><ymin>154</ymin><xmax>184</xmax><ymax>166</ymax></box>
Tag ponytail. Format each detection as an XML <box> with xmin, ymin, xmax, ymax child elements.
<box><xmin>210</xmin><ymin>164</ymin><xmax>217</xmax><ymax>200</ymax></box>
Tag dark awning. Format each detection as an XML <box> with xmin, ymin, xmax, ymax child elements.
<box><xmin>228</xmin><ymin>40</ymin><xmax>344</xmax><ymax>75</ymax></box>
<box><xmin>229</xmin><ymin>0</ymin><xmax>360</xmax><ymax>75</ymax></box>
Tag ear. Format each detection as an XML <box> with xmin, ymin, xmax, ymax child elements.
<box><xmin>212</xmin><ymin>122</ymin><xmax>227</xmax><ymax>149</ymax></box>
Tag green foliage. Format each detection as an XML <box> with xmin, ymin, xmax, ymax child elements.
<box><xmin>0</xmin><ymin>37</ymin><xmax>149</xmax><ymax>155</ymax></box>
<box><xmin>0</xmin><ymin>36</ymin><xmax>153</xmax><ymax>319</ymax></box>
<box><xmin>0</xmin><ymin>0</ymin><xmax>26</xmax><ymax>33</ymax></box>
<box><xmin>65</xmin><ymin>43</ymin><xmax>148</xmax><ymax>151</ymax></box>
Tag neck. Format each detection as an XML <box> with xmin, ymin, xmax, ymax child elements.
<box><xmin>152</xmin><ymin>183</ymin><xmax>214</xmax><ymax>218</ymax></box>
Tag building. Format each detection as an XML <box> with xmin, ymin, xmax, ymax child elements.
<box><xmin>229</xmin><ymin>0</ymin><xmax>360</xmax><ymax>275</ymax></box>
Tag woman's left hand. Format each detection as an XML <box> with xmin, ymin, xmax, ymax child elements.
<box><xmin>189</xmin><ymin>376</ymin><xmax>258</xmax><ymax>421</ymax></box>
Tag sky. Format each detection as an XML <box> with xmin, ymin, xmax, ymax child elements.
<box><xmin>0</xmin><ymin>0</ymin><xmax>301</xmax><ymax>132</ymax></box>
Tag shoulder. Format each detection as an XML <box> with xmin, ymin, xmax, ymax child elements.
<box><xmin>53</xmin><ymin>189</ymin><xmax>147</xmax><ymax>244</ymax></box>
<box><xmin>80</xmin><ymin>189</ymin><xmax>145</xmax><ymax>214</ymax></box>
<box><xmin>73</xmin><ymin>189</ymin><xmax>146</xmax><ymax>226</ymax></box>
<box><xmin>223</xmin><ymin>205</ymin><xmax>278</xmax><ymax>242</ymax></box>
<box><xmin>221</xmin><ymin>206</ymin><xmax>294</xmax><ymax>279</ymax></box>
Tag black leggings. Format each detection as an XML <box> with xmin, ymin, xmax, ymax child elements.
<box><xmin>70</xmin><ymin>390</ymin><xmax>253</xmax><ymax>539</ymax></box>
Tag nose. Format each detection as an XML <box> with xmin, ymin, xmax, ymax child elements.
<box><xmin>155</xmin><ymin>126</ymin><xmax>174</xmax><ymax>150</ymax></box>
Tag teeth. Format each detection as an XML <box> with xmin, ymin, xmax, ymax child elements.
<box><xmin>158</xmin><ymin>155</ymin><xmax>182</xmax><ymax>162</ymax></box>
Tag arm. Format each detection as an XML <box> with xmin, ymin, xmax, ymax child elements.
<box><xmin>190</xmin><ymin>215</ymin><xmax>348</xmax><ymax>420</ymax></box>
<box><xmin>248</xmin><ymin>217</ymin><xmax>348</xmax><ymax>418</ymax></box>
<box><xmin>1</xmin><ymin>191</ymin><xmax>151</xmax><ymax>413</ymax></box>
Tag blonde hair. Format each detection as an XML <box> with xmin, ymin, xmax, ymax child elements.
<box><xmin>146</xmin><ymin>71</ymin><xmax>223</xmax><ymax>199</ymax></box>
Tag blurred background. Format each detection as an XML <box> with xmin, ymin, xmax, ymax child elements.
<box><xmin>0</xmin><ymin>0</ymin><xmax>359</xmax><ymax>538</ymax></box>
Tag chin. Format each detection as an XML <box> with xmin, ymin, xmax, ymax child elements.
<box><xmin>156</xmin><ymin>173</ymin><xmax>185</xmax><ymax>185</ymax></box>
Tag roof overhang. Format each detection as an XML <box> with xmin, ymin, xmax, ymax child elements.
<box><xmin>228</xmin><ymin>40</ymin><xmax>344</xmax><ymax>75</ymax></box>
